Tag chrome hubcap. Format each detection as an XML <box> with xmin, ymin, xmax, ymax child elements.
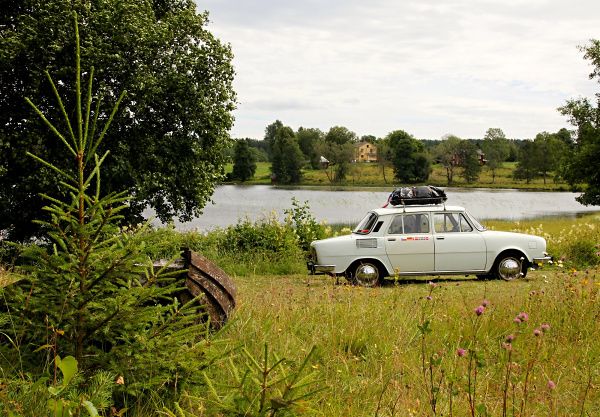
<box><xmin>355</xmin><ymin>264</ymin><xmax>379</xmax><ymax>287</ymax></box>
<box><xmin>499</xmin><ymin>257</ymin><xmax>521</xmax><ymax>281</ymax></box>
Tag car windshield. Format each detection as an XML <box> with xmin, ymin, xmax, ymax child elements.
<box><xmin>465</xmin><ymin>211</ymin><xmax>486</xmax><ymax>231</ymax></box>
<box><xmin>353</xmin><ymin>212</ymin><xmax>378</xmax><ymax>234</ymax></box>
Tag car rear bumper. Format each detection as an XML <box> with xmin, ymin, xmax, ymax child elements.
<box><xmin>532</xmin><ymin>253</ymin><xmax>553</xmax><ymax>265</ymax></box>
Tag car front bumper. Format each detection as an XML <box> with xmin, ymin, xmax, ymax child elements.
<box><xmin>306</xmin><ymin>261</ymin><xmax>335</xmax><ymax>275</ymax></box>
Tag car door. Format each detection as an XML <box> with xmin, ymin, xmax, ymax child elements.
<box><xmin>433</xmin><ymin>212</ymin><xmax>487</xmax><ymax>272</ymax></box>
<box><xmin>385</xmin><ymin>213</ymin><xmax>434</xmax><ymax>273</ymax></box>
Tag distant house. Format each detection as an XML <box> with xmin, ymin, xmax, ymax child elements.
<box><xmin>354</xmin><ymin>142</ymin><xmax>378</xmax><ymax>162</ymax></box>
<box><xmin>450</xmin><ymin>149</ymin><xmax>487</xmax><ymax>166</ymax></box>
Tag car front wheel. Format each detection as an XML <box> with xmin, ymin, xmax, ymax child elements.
<box><xmin>494</xmin><ymin>252</ymin><xmax>528</xmax><ymax>281</ymax></box>
<box><xmin>350</xmin><ymin>261</ymin><xmax>382</xmax><ymax>287</ymax></box>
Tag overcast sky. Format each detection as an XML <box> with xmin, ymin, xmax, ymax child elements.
<box><xmin>198</xmin><ymin>0</ymin><xmax>599</xmax><ymax>140</ymax></box>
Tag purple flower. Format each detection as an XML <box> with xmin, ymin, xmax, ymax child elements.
<box><xmin>548</xmin><ymin>380</ymin><xmax>556</xmax><ymax>390</ymax></box>
<box><xmin>426</xmin><ymin>295</ymin><xmax>432</xmax><ymax>301</ymax></box>
<box><xmin>428</xmin><ymin>281</ymin><xmax>437</xmax><ymax>288</ymax></box>
<box><xmin>534</xmin><ymin>328</ymin><xmax>541</xmax><ymax>337</ymax></box>
<box><xmin>541</xmin><ymin>323</ymin><xmax>550</xmax><ymax>332</ymax></box>
<box><xmin>517</xmin><ymin>312</ymin><xmax>529</xmax><ymax>322</ymax></box>
<box><xmin>482</xmin><ymin>299</ymin><xmax>490</xmax><ymax>307</ymax></box>
<box><xmin>475</xmin><ymin>305</ymin><xmax>485</xmax><ymax>316</ymax></box>
<box><xmin>456</xmin><ymin>348</ymin><xmax>467</xmax><ymax>357</ymax></box>
<box><xmin>513</xmin><ymin>317</ymin><xmax>522</xmax><ymax>324</ymax></box>
<box><xmin>506</xmin><ymin>334</ymin><xmax>515</xmax><ymax>342</ymax></box>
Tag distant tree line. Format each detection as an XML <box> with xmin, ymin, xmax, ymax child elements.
<box><xmin>230</xmin><ymin>123</ymin><xmax>574</xmax><ymax>188</ymax></box>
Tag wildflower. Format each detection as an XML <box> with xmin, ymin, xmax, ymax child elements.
<box><xmin>541</xmin><ymin>323</ymin><xmax>550</xmax><ymax>332</ymax></box>
<box><xmin>502</xmin><ymin>342</ymin><xmax>513</xmax><ymax>351</ymax></box>
<box><xmin>517</xmin><ymin>312</ymin><xmax>529</xmax><ymax>322</ymax></box>
<box><xmin>429</xmin><ymin>281</ymin><xmax>437</xmax><ymax>288</ymax></box>
<box><xmin>456</xmin><ymin>348</ymin><xmax>467</xmax><ymax>357</ymax></box>
<box><xmin>513</xmin><ymin>317</ymin><xmax>522</xmax><ymax>324</ymax></box>
<box><xmin>506</xmin><ymin>334</ymin><xmax>515</xmax><ymax>342</ymax></box>
<box><xmin>547</xmin><ymin>380</ymin><xmax>556</xmax><ymax>390</ymax></box>
<box><xmin>533</xmin><ymin>328</ymin><xmax>541</xmax><ymax>337</ymax></box>
<box><xmin>475</xmin><ymin>305</ymin><xmax>485</xmax><ymax>316</ymax></box>
<box><xmin>426</xmin><ymin>295</ymin><xmax>432</xmax><ymax>301</ymax></box>
<box><xmin>482</xmin><ymin>299</ymin><xmax>490</xmax><ymax>307</ymax></box>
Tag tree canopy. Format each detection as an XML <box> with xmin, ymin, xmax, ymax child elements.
<box><xmin>0</xmin><ymin>0</ymin><xmax>236</xmax><ymax>240</ymax></box>
<box><xmin>559</xmin><ymin>39</ymin><xmax>600</xmax><ymax>205</ymax></box>
<box><xmin>386</xmin><ymin>130</ymin><xmax>430</xmax><ymax>184</ymax></box>
<box><xmin>232</xmin><ymin>139</ymin><xmax>257</xmax><ymax>182</ymax></box>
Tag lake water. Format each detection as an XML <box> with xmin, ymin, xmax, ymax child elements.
<box><xmin>147</xmin><ymin>185</ymin><xmax>600</xmax><ymax>232</ymax></box>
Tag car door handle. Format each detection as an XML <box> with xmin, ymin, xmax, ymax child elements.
<box><xmin>387</xmin><ymin>238</ymin><xmax>396</xmax><ymax>241</ymax></box>
<box><xmin>436</xmin><ymin>236</ymin><xmax>445</xmax><ymax>240</ymax></box>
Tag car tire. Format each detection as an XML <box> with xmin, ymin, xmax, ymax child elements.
<box><xmin>349</xmin><ymin>261</ymin><xmax>382</xmax><ymax>287</ymax></box>
<box><xmin>493</xmin><ymin>252</ymin><xmax>528</xmax><ymax>281</ymax></box>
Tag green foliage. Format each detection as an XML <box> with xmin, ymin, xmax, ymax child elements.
<box><xmin>386</xmin><ymin>130</ymin><xmax>430</xmax><ymax>183</ymax></box>
<box><xmin>200</xmin><ymin>344</ymin><xmax>322</xmax><ymax>416</ymax></box>
<box><xmin>0</xmin><ymin>0</ymin><xmax>236</xmax><ymax>241</ymax></box>
<box><xmin>564</xmin><ymin>240</ymin><xmax>600</xmax><ymax>267</ymax></box>
<box><xmin>296</xmin><ymin>127</ymin><xmax>324</xmax><ymax>169</ymax></box>
<box><xmin>232</xmin><ymin>139</ymin><xmax>257</xmax><ymax>182</ymax></box>
<box><xmin>271</xmin><ymin>125</ymin><xmax>304</xmax><ymax>184</ymax></box>
<box><xmin>284</xmin><ymin>198</ymin><xmax>326</xmax><ymax>252</ymax></box>
<box><xmin>1</xmin><ymin>18</ymin><xmax>217</xmax><ymax>413</ymax></box>
<box><xmin>481</xmin><ymin>128</ymin><xmax>509</xmax><ymax>183</ymax></box>
<box><xmin>456</xmin><ymin>140</ymin><xmax>482</xmax><ymax>183</ymax></box>
<box><xmin>1</xmin><ymin>356</ymin><xmax>114</xmax><ymax>417</ymax></box>
<box><xmin>434</xmin><ymin>135</ymin><xmax>462</xmax><ymax>184</ymax></box>
<box><xmin>558</xmin><ymin>39</ymin><xmax>600</xmax><ymax>205</ymax></box>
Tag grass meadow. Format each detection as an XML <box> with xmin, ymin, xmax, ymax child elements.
<box><xmin>200</xmin><ymin>267</ymin><xmax>599</xmax><ymax>416</ymax></box>
<box><xmin>171</xmin><ymin>213</ymin><xmax>600</xmax><ymax>416</ymax></box>
<box><xmin>2</xmin><ymin>212</ymin><xmax>598</xmax><ymax>416</ymax></box>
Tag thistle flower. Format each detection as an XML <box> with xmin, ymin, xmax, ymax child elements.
<box><xmin>534</xmin><ymin>328</ymin><xmax>541</xmax><ymax>336</ymax></box>
<box><xmin>548</xmin><ymin>380</ymin><xmax>556</xmax><ymax>390</ymax></box>
<box><xmin>541</xmin><ymin>323</ymin><xmax>550</xmax><ymax>332</ymax></box>
<box><xmin>506</xmin><ymin>334</ymin><xmax>515</xmax><ymax>342</ymax></box>
<box><xmin>517</xmin><ymin>312</ymin><xmax>529</xmax><ymax>322</ymax></box>
<box><xmin>426</xmin><ymin>295</ymin><xmax>432</xmax><ymax>301</ymax></box>
<box><xmin>475</xmin><ymin>305</ymin><xmax>485</xmax><ymax>316</ymax></box>
<box><xmin>482</xmin><ymin>299</ymin><xmax>490</xmax><ymax>307</ymax></box>
<box><xmin>457</xmin><ymin>348</ymin><xmax>467</xmax><ymax>357</ymax></box>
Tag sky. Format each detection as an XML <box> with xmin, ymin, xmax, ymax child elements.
<box><xmin>198</xmin><ymin>0</ymin><xmax>600</xmax><ymax>140</ymax></box>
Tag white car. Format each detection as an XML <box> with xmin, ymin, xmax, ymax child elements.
<box><xmin>307</xmin><ymin>204</ymin><xmax>551</xmax><ymax>286</ymax></box>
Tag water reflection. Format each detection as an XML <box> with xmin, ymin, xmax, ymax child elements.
<box><xmin>148</xmin><ymin>185</ymin><xmax>600</xmax><ymax>231</ymax></box>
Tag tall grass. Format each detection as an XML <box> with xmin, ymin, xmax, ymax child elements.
<box><xmin>190</xmin><ymin>267</ymin><xmax>600</xmax><ymax>416</ymax></box>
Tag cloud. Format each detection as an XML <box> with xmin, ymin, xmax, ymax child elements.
<box><xmin>199</xmin><ymin>0</ymin><xmax>600</xmax><ymax>139</ymax></box>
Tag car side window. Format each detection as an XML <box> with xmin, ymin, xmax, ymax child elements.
<box><xmin>434</xmin><ymin>213</ymin><xmax>473</xmax><ymax>233</ymax></box>
<box><xmin>388</xmin><ymin>214</ymin><xmax>430</xmax><ymax>234</ymax></box>
<box><xmin>388</xmin><ymin>216</ymin><xmax>403</xmax><ymax>234</ymax></box>
<box><xmin>459</xmin><ymin>214</ymin><xmax>473</xmax><ymax>232</ymax></box>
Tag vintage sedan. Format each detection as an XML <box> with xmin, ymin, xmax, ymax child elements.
<box><xmin>307</xmin><ymin>205</ymin><xmax>551</xmax><ymax>286</ymax></box>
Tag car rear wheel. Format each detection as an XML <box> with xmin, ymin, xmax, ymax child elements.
<box><xmin>350</xmin><ymin>261</ymin><xmax>382</xmax><ymax>287</ymax></box>
<box><xmin>493</xmin><ymin>252</ymin><xmax>528</xmax><ymax>281</ymax></box>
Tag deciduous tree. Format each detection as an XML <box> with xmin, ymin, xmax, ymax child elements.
<box><xmin>559</xmin><ymin>39</ymin><xmax>600</xmax><ymax>205</ymax></box>
<box><xmin>0</xmin><ymin>0</ymin><xmax>236</xmax><ymax>240</ymax></box>
<box><xmin>482</xmin><ymin>128</ymin><xmax>509</xmax><ymax>183</ymax></box>
<box><xmin>271</xmin><ymin>125</ymin><xmax>304</xmax><ymax>184</ymax></box>
<box><xmin>386</xmin><ymin>130</ymin><xmax>430</xmax><ymax>183</ymax></box>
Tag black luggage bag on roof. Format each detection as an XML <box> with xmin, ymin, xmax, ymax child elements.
<box><xmin>387</xmin><ymin>185</ymin><xmax>447</xmax><ymax>206</ymax></box>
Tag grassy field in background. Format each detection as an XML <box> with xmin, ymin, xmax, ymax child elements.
<box><xmin>226</xmin><ymin>161</ymin><xmax>571</xmax><ymax>190</ymax></box>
